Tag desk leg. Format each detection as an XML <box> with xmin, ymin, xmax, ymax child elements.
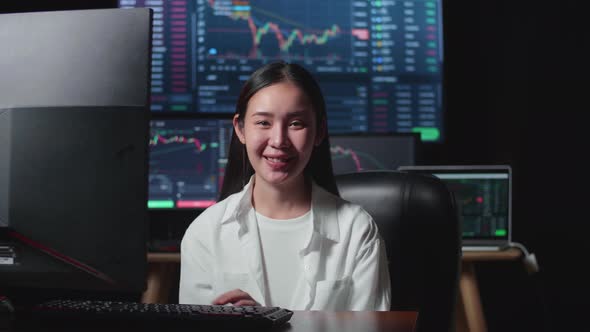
<box><xmin>141</xmin><ymin>263</ymin><xmax>175</xmax><ymax>304</ymax></box>
<box><xmin>458</xmin><ymin>262</ymin><xmax>487</xmax><ymax>332</ymax></box>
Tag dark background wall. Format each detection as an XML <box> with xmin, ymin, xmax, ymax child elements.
<box><xmin>439</xmin><ymin>1</ymin><xmax>587</xmax><ymax>330</ymax></box>
<box><xmin>2</xmin><ymin>0</ymin><xmax>587</xmax><ymax>330</ymax></box>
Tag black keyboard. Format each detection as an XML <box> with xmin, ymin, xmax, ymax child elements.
<box><xmin>18</xmin><ymin>299</ymin><xmax>294</xmax><ymax>331</ymax></box>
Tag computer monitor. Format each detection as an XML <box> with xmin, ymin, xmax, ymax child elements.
<box><xmin>119</xmin><ymin>0</ymin><xmax>445</xmax><ymax>142</ymax></box>
<box><xmin>329</xmin><ymin>133</ymin><xmax>420</xmax><ymax>175</ymax></box>
<box><xmin>0</xmin><ymin>8</ymin><xmax>152</xmax><ymax>302</ymax></box>
<box><xmin>397</xmin><ymin>165</ymin><xmax>512</xmax><ymax>249</ymax></box>
<box><xmin>147</xmin><ymin>117</ymin><xmax>232</xmax><ymax>252</ymax></box>
<box><xmin>148</xmin><ymin>117</ymin><xmax>233</xmax><ymax>210</ymax></box>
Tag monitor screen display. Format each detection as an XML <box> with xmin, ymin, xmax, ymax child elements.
<box><xmin>119</xmin><ymin>0</ymin><xmax>444</xmax><ymax>142</ymax></box>
<box><xmin>329</xmin><ymin>133</ymin><xmax>419</xmax><ymax>175</ymax></box>
<box><xmin>148</xmin><ymin>118</ymin><xmax>233</xmax><ymax>209</ymax></box>
<box><xmin>433</xmin><ymin>172</ymin><xmax>510</xmax><ymax>240</ymax></box>
<box><xmin>397</xmin><ymin>165</ymin><xmax>512</xmax><ymax>242</ymax></box>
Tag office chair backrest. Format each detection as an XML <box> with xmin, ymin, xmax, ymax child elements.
<box><xmin>335</xmin><ymin>170</ymin><xmax>461</xmax><ymax>332</ymax></box>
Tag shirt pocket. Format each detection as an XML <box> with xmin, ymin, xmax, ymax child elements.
<box><xmin>313</xmin><ymin>276</ymin><xmax>352</xmax><ymax>310</ymax></box>
<box><xmin>190</xmin><ymin>279</ymin><xmax>214</xmax><ymax>304</ymax></box>
<box><xmin>222</xmin><ymin>272</ymin><xmax>250</xmax><ymax>291</ymax></box>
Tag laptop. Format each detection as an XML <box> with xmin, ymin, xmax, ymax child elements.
<box><xmin>398</xmin><ymin>165</ymin><xmax>512</xmax><ymax>251</ymax></box>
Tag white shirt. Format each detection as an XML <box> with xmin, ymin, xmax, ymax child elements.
<box><xmin>179</xmin><ymin>177</ymin><xmax>391</xmax><ymax>311</ymax></box>
<box><xmin>256</xmin><ymin>210</ymin><xmax>312</xmax><ymax>308</ymax></box>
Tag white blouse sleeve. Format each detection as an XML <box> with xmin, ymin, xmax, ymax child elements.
<box><xmin>349</xmin><ymin>231</ymin><xmax>391</xmax><ymax>311</ymax></box>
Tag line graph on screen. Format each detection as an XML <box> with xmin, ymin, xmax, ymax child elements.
<box><xmin>202</xmin><ymin>0</ymin><xmax>363</xmax><ymax>62</ymax></box>
<box><xmin>330</xmin><ymin>145</ymin><xmax>388</xmax><ymax>172</ymax></box>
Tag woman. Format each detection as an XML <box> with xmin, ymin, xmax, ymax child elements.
<box><xmin>179</xmin><ymin>62</ymin><xmax>390</xmax><ymax>310</ymax></box>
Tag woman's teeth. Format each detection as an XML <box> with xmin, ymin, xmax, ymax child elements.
<box><xmin>265</xmin><ymin>157</ymin><xmax>288</xmax><ymax>162</ymax></box>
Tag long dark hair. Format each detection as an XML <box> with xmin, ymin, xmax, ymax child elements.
<box><xmin>218</xmin><ymin>61</ymin><xmax>339</xmax><ymax>200</ymax></box>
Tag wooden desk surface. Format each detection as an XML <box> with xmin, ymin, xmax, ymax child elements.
<box><xmin>148</xmin><ymin>247</ymin><xmax>523</xmax><ymax>263</ymax></box>
<box><xmin>461</xmin><ymin>248</ymin><xmax>522</xmax><ymax>262</ymax></box>
<box><xmin>279</xmin><ymin>311</ymin><xmax>417</xmax><ymax>332</ymax></box>
<box><xmin>148</xmin><ymin>252</ymin><xmax>180</xmax><ymax>263</ymax></box>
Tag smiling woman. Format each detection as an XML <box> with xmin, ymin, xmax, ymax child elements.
<box><xmin>220</xmin><ymin>61</ymin><xmax>338</xmax><ymax>200</ymax></box>
<box><xmin>179</xmin><ymin>62</ymin><xmax>391</xmax><ymax>311</ymax></box>
<box><xmin>233</xmin><ymin>81</ymin><xmax>322</xmax><ymax>218</ymax></box>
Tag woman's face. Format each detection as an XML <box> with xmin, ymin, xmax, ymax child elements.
<box><xmin>234</xmin><ymin>81</ymin><xmax>323</xmax><ymax>188</ymax></box>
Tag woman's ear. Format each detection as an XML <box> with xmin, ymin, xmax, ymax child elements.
<box><xmin>233</xmin><ymin>114</ymin><xmax>246</xmax><ymax>144</ymax></box>
<box><xmin>315</xmin><ymin>118</ymin><xmax>326</xmax><ymax>147</ymax></box>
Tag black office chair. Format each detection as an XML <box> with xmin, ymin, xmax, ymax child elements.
<box><xmin>335</xmin><ymin>170</ymin><xmax>461</xmax><ymax>332</ymax></box>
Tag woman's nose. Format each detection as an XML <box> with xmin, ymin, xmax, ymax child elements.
<box><xmin>269</xmin><ymin>125</ymin><xmax>290</xmax><ymax>148</ymax></box>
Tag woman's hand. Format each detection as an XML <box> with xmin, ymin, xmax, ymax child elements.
<box><xmin>212</xmin><ymin>289</ymin><xmax>260</xmax><ymax>306</ymax></box>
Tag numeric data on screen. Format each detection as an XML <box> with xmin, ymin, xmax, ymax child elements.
<box><xmin>121</xmin><ymin>0</ymin><xmax>444</xmax><ymax>141</ymax></box>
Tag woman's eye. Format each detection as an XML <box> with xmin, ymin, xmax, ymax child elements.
<box><xmin>255</xmin><ymin>121</ymin><xmax>270</xmax><ymax>126</ymax></box>
<box><xmin>290</xmin><ymin>121</ymin><xmax>304</xmax><ymax>127</ymax></box>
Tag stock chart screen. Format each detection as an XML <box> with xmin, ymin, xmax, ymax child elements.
<box><xmin>120</xmin><ymin>0</ymin><xmax>444</xmax><ymax>141</ymax></box>
<box><xmin>148</xmin><ymin>118</ymin><xmax>233</xmax><ymax>209</ymax></box>
<box><xmin>329</xmin><ymin>134</ymin><xmax>418</xmax><ymax>174</ymax></box>
<box><xmin>434</xmin><ymin>173</ymin><xmax>510</xmax><ymax>239</ymax></box>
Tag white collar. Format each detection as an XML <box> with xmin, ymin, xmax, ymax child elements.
<box><xmin>220</xmin><ymin>175</ymin><xmax>341</xmax><ymax>243</ymax></box>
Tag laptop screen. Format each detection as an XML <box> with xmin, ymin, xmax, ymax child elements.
<box><xmin>398</xmin><ymin>165</ymin><xmax>512</xmax><ymax>245</ymax></box>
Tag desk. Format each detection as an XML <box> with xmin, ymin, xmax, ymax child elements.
<box><xmin>456</xmin><ymin>248</ymin><xmax>522</xmax><ymax>332</ymax></box>
<box><xmin>142</xmin><ymin>253</ymin><xmax>180</xmax><ymax>304</ymax></box>
<box><xmin>144</xmin><ymin>249</ymin><xmax>523</xmax><ymax>331</ymax></box>
<box><xmin>5</xmin><ymin>311</ymin><xmax>417</xmax><ymax>332</ymax></box>
<box><xmin>285</xmin><ymin>311</ymin><xmax>416</xmax><ymax>332</ymax></box>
